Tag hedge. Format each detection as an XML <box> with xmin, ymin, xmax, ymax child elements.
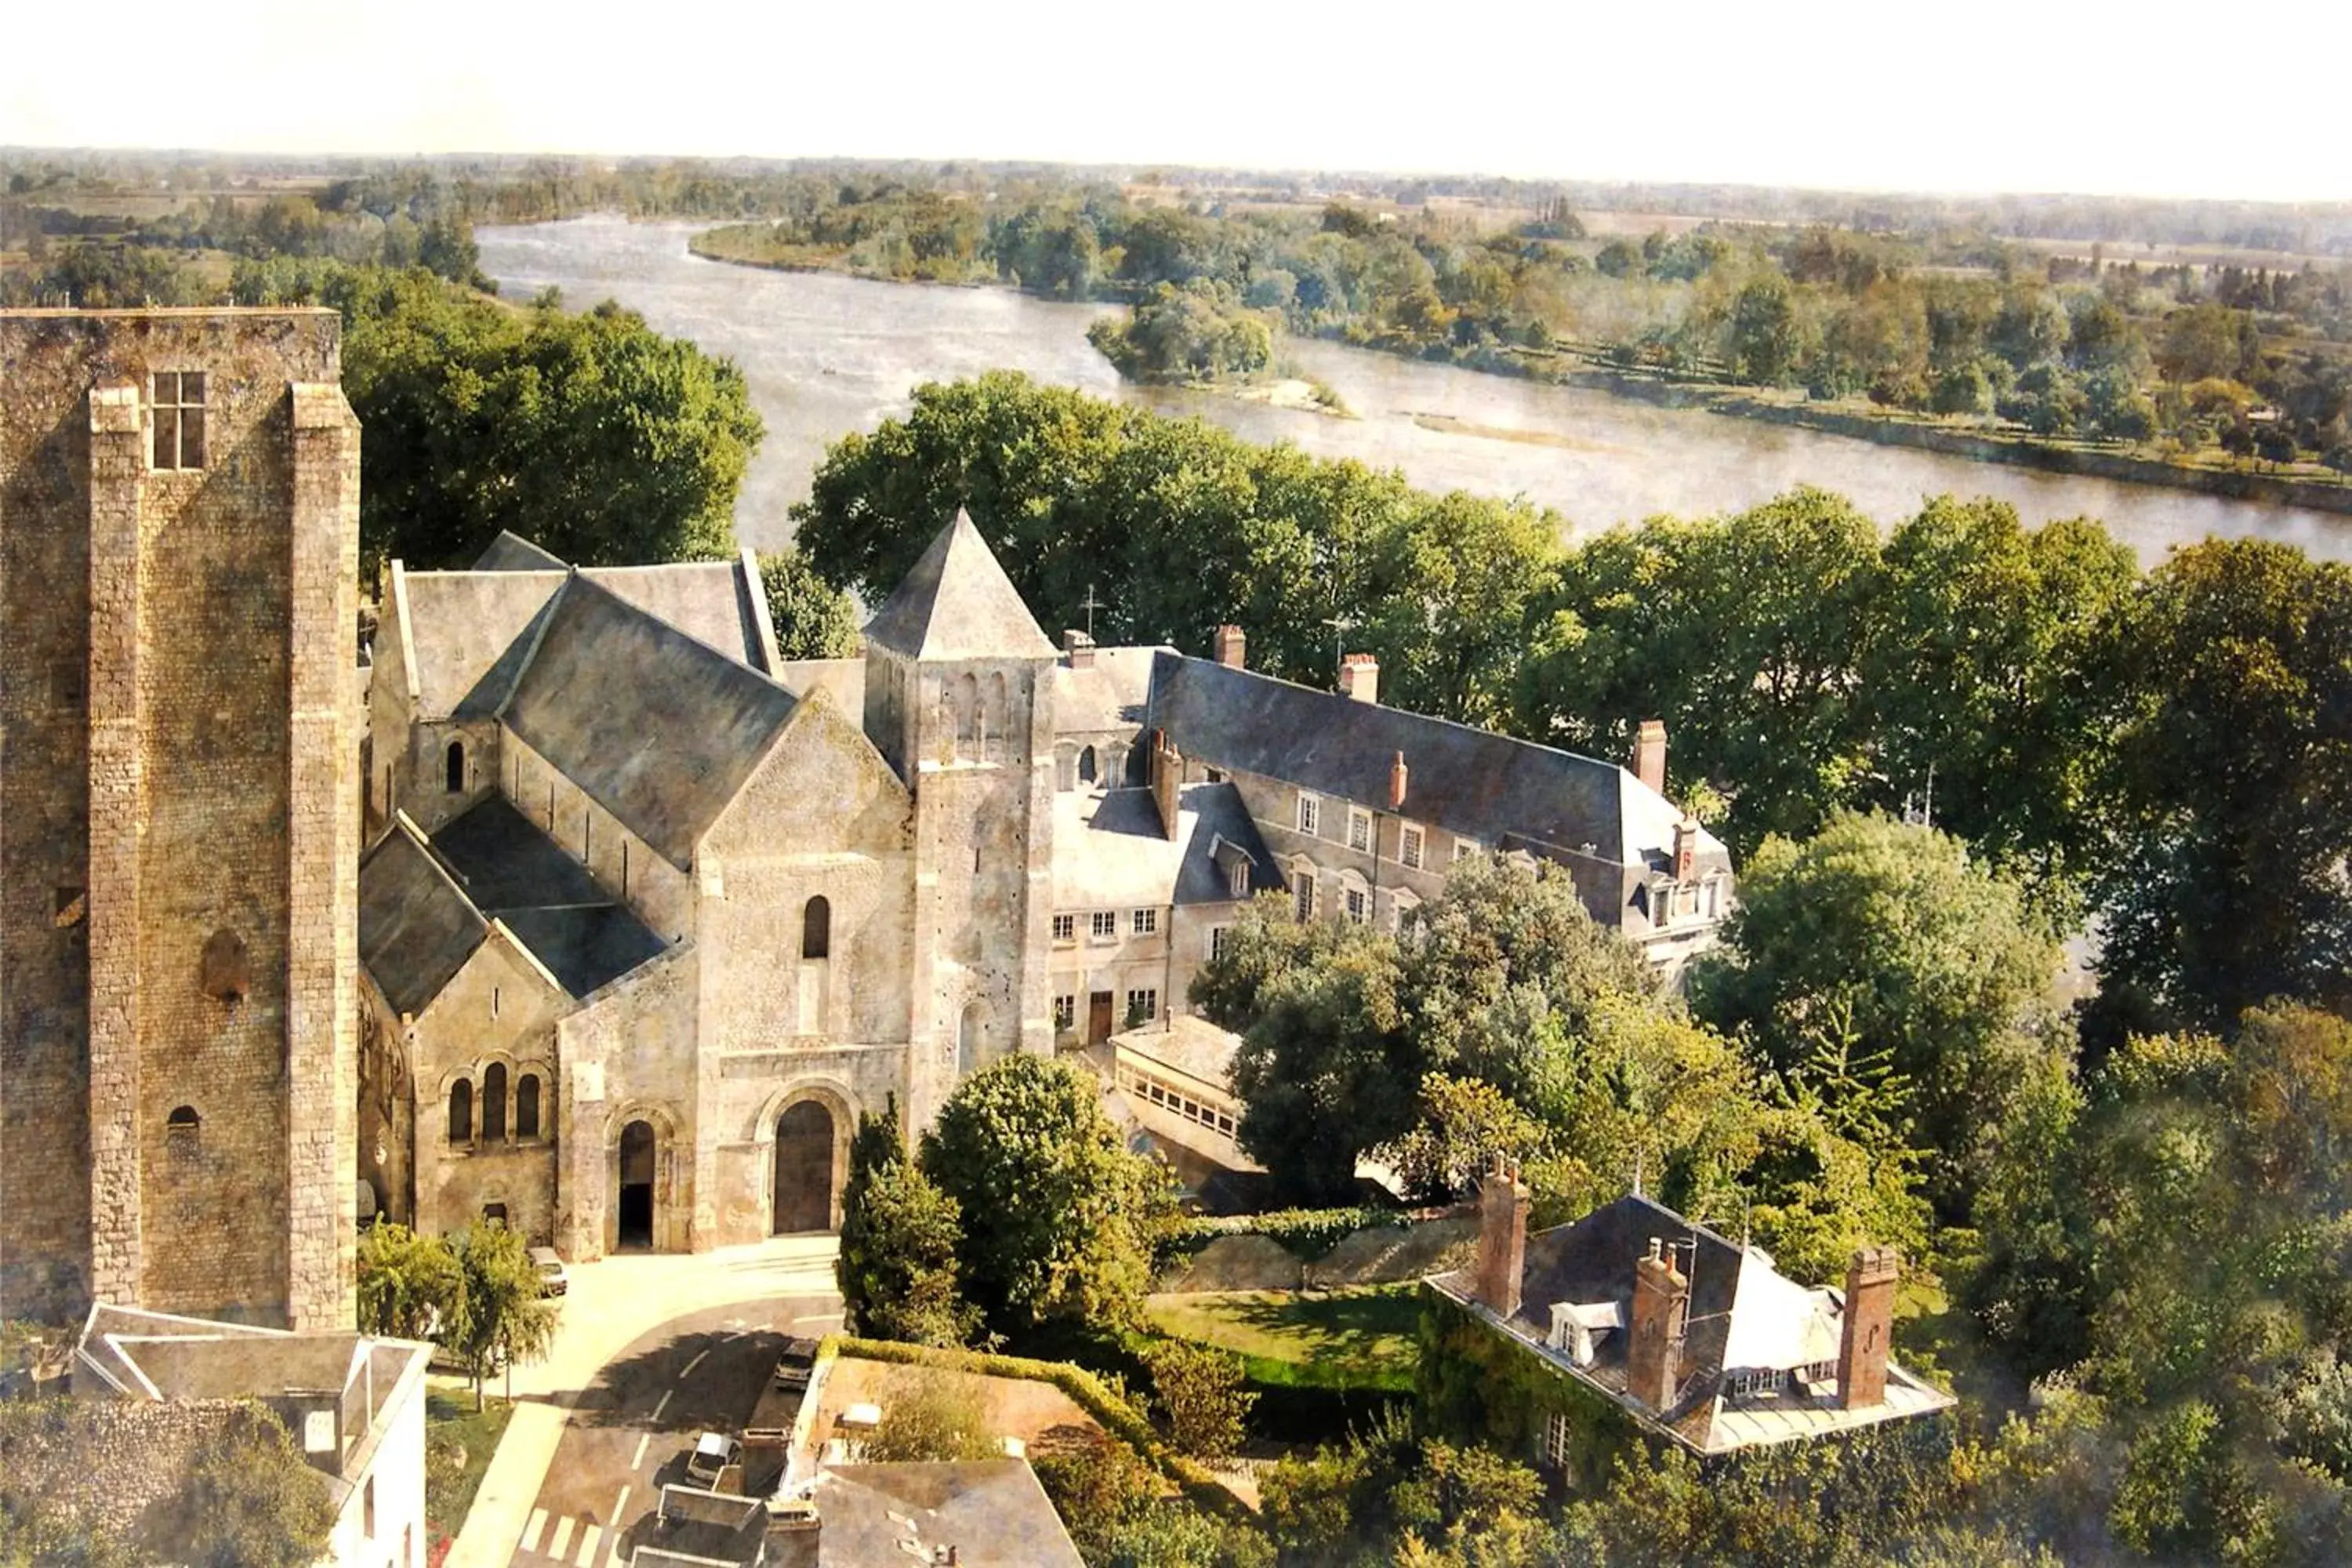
<box><xmin>1156</xmin><ymin>1206</ymin><xmax>1413</xmax><ymax>1265</ymax></box>
<box><xmin>820</xmin><ymin>1335</ymin><xmax>1239</xmax><ymax>1512</ymax></box>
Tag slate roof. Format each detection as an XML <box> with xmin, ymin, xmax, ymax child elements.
<box><xmin>1434</xmin><ymin>1194</ymin><xmax>1954</xmax><ymax>1454</ymax></box>
<box><xmin>500</xmin><ymin>575</ymin><xmax>799</xmax><ymax>869</ymax></box>
<box><xmin>358</xmin><ymin>821</ymin><xmax>489</xmax><ymax>1017</ymax></box>
<box><xmin>472</xmin><ymin>530</ymin><xmax>567</xmax><ymax>572</ymax></box>
<box><xmin>808</xmin><ymin>1461</ymin><xmax>1083</xmax><ymax>1568</ymax></box>
<box><xmin>397</xmin><ymin>568</ymin><xmax>567</xmax><ymax>720</ymax></box>
<box><xmin>1144</xmin><ymin>653</ymin><xmax>1729</xmax><ymax>873</ymax></box>
<box><xmin>862</xmin><ymin>510</ymin><xmax>1057</xmax><ymax>662</ymax></box>
<box><xmin>1051</xmin><ymin>645</ymin><xmax>1167</xmax><ymax>734</ymax></box>
<box><xmin>586</xmin><ymin>559</ymin><xmax>776</xmax><ymax>675</ymax></box>
<box><xmin>1050</xmin><ymin>782</ymin><xmax>1283</xmax><ymax>910</ymax></box>
<box><xmin>428</xmin><ymin>797</ymin><xmax>670</xmax><ymax>999</ymax></box>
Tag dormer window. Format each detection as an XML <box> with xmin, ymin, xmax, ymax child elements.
<box><xmin>151</xmin><ymin>372</ymin><xmax>206</xmax><ymax>470</ymax></box>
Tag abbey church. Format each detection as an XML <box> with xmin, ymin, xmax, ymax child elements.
<box><xmin>359</xmin><ymin>514</ymin><xmax>1734</xmax><ymax>1262</ymax></box>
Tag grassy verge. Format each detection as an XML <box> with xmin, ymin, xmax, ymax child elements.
<box><xmin>424</xmin><ymin>1384</ymin><xmax>513</xmax><ymax>1557</ymax></box>
<box><xmin>1144</xmin><ymin>1285</ymin><xmax>1421</xmax><ymax>1393</ymax></box>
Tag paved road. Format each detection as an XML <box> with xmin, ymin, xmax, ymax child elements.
<box><xmin>506</xmin><ymin>1294</ymin><xmax>840</xmax><ymax>1567</ymax></box>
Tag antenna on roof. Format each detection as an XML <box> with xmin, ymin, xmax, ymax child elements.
<box><xmin>1321</xmin><ymin>613</ymin><xmax>1356</xmax><ymax>680</ymax></box>
<box><xmin>1080</xmin><ymin>583</ymin><xmax>1103</xmax><ymax>641</ymax></box>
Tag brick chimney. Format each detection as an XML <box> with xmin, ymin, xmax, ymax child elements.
<box><xmin>1388</xmin><ymin>750</ymin><xmax>1408</xmax><ymax>811</ymax></box>
<box><xmin>1339</xmin><ymin>653</ymin><xmax>1379</xmax><ymax>705</ymax></box>
<box><xmin>1674</xmin><ymin>816</ymin><xmax>1700</xmax><ymax>881</ymax></box>
<box><xmin>1627</xmin><ymin>1237</ymin><xmax>1690</xmax><ymax>1410</ymax></box>
<box><xmin>1149</xmin><ymin>729</ymin><xmax>1182</xmax><ymax>842</ymax></box>
<box><xmin>1213</xmin><ymin>624</ymin><xmax>1247</xmax><ymax>670</ymax></box>
<box><xmin>1473</xmin><ymin>1164</ymin><xmax>1530</xmax><ymax>1318</ymax></box>
<box><xmin>1062</xmin><ymin>629</ymin><xmax>1095</xmax><ymax>669</ymax></box>
<box><xmin>1837</xmin><ymin>1245</ymin><xmax>1900</xmax><ymax>1410</ymax></box>
<box><xmin>1633</xmin><ymin>719</ymin><xmax>1668</xmax><ymax>796</ymax></box>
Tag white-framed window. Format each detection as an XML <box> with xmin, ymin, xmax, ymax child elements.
<box><xmin>1389</xmin><ymin>889</ymin><xmax>1421</xmax><ymax>933</ymax></box>
<box><xmin>1296</xmin><ymin>792</ymin><xmax>1321</xmax><ymax>837</ymax></box>
<box><xmin>150</xmin><ymin>371</ymin><xmax>207</xmax><ymax>470</ymax></box>
<box><xmin>1131</xmin><ymin>908</ymin><xmax>1158</xmax><ymax>936</ymax></box>
<box><xmin>1208</xmin><ymin>925</ymin><xmax>1232</xmax><ymax>962</ymax></box>
<box><xmin>1542</xmin><ymin>1410</ymin><xmax>1573</xmax><ymax>1472</ymax></box>
<box><xmin>1348</xmin><ymin>808</ymin><xmax>1373</xmax><ymax>853</ymax></box>
<box><xmin>1051</xmin><ymin>913</ymin><xmax>1076</xmax><ymax>944</ymax></box>
<box><xmin>1125</xmin><ymin>988</ymin><xmax>1159</xmax><ymax>1022</ymax></box>
<box><xmin>1454</xmin><ymin>835</ymin><xmax>1481</xmax><ymax>862</ymax></box>
<box><xmin>1400</xmin><ymin>824</ymin><xmax>1425</xmax><ymax>870</ymax></box>
<box><xmin>1345</xmin><ymin>885</ymin><xmax>1369</xmax><ymax>924</ymax></box>
<box><xmin>1292</xmin><ymin>870</ymin><xmax>1316</xmax><ymax>920</ymax></box>
<box><xmin>1091</xmin><ymin>910</ymin><xmax>1119</xmax><ymax>941</ymax></box>
<box><xmin>1727</xmin><ymin>1367</ymin><xmax>1788</xmax><ymax>1399</ymax></box>
<box><xmin>1226</xmin><ymin>858</ymin><xmax>1249</xmax><ymax>898</ymax></box>
<box><xmin>1054</xmin><ymin>995</ymin><xmax>1076</xmax><ymax>1031</ymax></box>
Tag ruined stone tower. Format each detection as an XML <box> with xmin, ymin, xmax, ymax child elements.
<box><xmin>0</xmin><ymin>310</ymin><xmax>361</xmax><ymax>1330</ymax></box>
<box><xmin>861</xmin><ymin>510</ymin><xmax>1058</xmax><ymax>1130</ymax></box>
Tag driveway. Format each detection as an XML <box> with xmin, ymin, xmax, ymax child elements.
<box><xmin>448</xmin><ymin>1234</ymin><xmax>842</xmax><ymax>1568</ymax></box>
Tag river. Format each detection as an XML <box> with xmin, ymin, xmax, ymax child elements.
<box><xmin>477</xmin><ymin>216</ymin><xmax>2352</xmax><ymax>564</ymax></box>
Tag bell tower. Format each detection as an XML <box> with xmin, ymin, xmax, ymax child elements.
<box><xmin>862</xmin><ymin>510</ymin><xmax>1058</xmax><ymax>1130</ymax></box>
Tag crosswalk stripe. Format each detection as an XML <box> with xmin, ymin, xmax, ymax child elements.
<box><xmin>549</xmin><ymin>1515</ymin><xmax>574</xmax><ymax>1559</ymax></box>
<box><xmin>575</xmin><ymin>1523</ymin><xmax>602</xmax><ymax>1567</ymax></box>
<box><xmin>521</xmin><ymin>1508</ymin><xmax>548</xmax><ymax>1553</ymax></box>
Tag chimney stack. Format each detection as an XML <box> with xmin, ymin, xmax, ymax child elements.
<box><xmin>1149</xmin><ymin>729</ymin><xmax>1182</xmax><ymax>842</ymax></box>
<box><xmin>1627</xmin><ymin>1236</ymin><xmax>1690</xmax><ymax>1411</ymax></box>
<box><xmin>1062</xmin><ymin>629</ymin><xmax>1095</xmax><ymax>669</ymax></box>
<box><xmin>1674</xmin><ymin>816</ymin><xmax>1700</xmax><ymax>881</ymax></box>
<box><xmin>1633</xmin><ymin>719</ymin><xmax>1668</xmax><ymax>797</ymax></box>
<box><xmin>1473</xmin><ymin>1163</ymin><xmax>1530</xmax><ymax>1319</ymax></box>
<box><xmin>1388</xmin><ymin>750</ymin><xmax>1408</xmax><ymax>811</ymax></box>
<box><xmin>1837</xmin><ymin>1245</ymin><xmax>1900</xmax><ymax>1410</ymax></box>
<box><xmin>1339</xmin><ymin>653</ymin><xmax>1379</xmax><ymax>706</ymax></box>
<box><xmin>1212</xmin><ymin>624</ymin><xmax>1247</xmax><ymax>670</ymax></box>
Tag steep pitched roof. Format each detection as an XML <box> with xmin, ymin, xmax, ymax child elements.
<box><xmin>472</xmin><ymin>530</ymin><xmax>567</xmax><ymax>572</ymax></box>
<box><xmin>1144</xmin><ymin>653</ymin><xmax>1635</xmax><ymax>861</ymax></box>
<box><xmin>397</xmin><ymin>569</ymin><xmax>568</xmax><ymax>720</ymax></box>
<box><xmin>429</xmin><ymin>797</ymin><xmax>670</xmax><ymax>999</ymax></box>
<box><xmin>862</xmin><ymin>510</ymin><xmax>1056</xmax><ymax>661</ymax></box>
<box><xmin>358</xmin><ymin>818</ymin><xmax>489</xmax><ymax>1017</ymax></box>
<box><xmin>501</xmin><ymin>575</ymin><xmax>799</xmax><ymax>869</ymax></box>
<box><xmin>1051</xmin><ymin>782</ymin><xmax>1283</xmax><ymax>910</ymax></box>
<box><xmin>585</xmin><ymin>559</ymin><xmax>776</xmax><ymax>675</ymax></box>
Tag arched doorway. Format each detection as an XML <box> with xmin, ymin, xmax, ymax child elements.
<box><xmin>616</xmin><ymin>1120</ymin><xmax>656</xmax><ymax>1249</ymax></box>
<box><xmin>772</xmin><ymin>1102</ymin><xmax>834</xmax><ymax>1234</ymax></box>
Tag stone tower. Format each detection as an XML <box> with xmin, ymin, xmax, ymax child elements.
<box><xmin>0</xmin><ymin>310</ymin><xmax>361</xmax><ymax>1330</ymax></box>
<box><xmin>861</xmin><ymin>510</ymin><xmax>1058</xmax><ymax>1130</ymax></box>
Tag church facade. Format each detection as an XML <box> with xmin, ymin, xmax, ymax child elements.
<box><xmin>358</xmin><ymin>514</ymin><xmax>1733</xmax><ymax>1260</ymax></box>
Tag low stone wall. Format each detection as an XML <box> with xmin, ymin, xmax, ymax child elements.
<box><xmin>0</xmin><ymin>1396</ymin><xmax>246</xmax><ymax>1544</ymax></box>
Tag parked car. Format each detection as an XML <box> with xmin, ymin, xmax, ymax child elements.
<box><xmin>529</xmin><ymin>1246</ymin><xmax>568</xmax><ymax>1298</ymax></box>
<box><xmin>684</xmin><ymin>1431</ymin><xmax>741</xmax><ymax>1488</ymax></box>
<box><xmin>772</xmin><ymin>1337</ymin><xmax>818</xmax><ymax>1391</ymax></box>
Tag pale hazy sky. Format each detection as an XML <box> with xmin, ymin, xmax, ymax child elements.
<box><xmin>7</xmin><ymin>0</ymin><xmax>2347</xmax><ymax>204</ymax></box>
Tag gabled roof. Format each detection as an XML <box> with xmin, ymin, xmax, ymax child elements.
<box><xmin>358</xmin><ymin>818</ymin><xmax>489</xmax><ymax>1017</ymax></box>
<box><xmin>862</xmin><ymin>510</ymin><xmax>1056</xmax><ymax>662</ymax></box>
<box><xmin>1145</xmin><ymin>653</ymin><xmax>1718</xmax><ymax>869</ymax></box>
<box><xmin>809</xmin><ymin>1461</ymin><xmax>1083</xmax><ymax>1568</ymax></box>
<box><xmin>1050</xmin><ymin>782</ymin><xmax>1283</xmax><ymax>910</ymax></box>
<box><xmin>501</xmin><ymin>575</ymin><xmax>800</xmax><ymax>869</ymax></box>
<box><xmin>472</xmin><ymin>530</ymin><xmax>567</xmax><ymax>572</ymax></box>
<box><xmin>428</xmin><ymin>797</ymin><xmax>671</xmax><ymax>999</ymax></box>
<box><xmin>585</xmin><ymin>557</ymin><xmax>777</xmax><ymax>675</ymax></box>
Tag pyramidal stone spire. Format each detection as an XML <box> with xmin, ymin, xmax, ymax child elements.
<box><xmin>862</xmin><ymin>507</ymin><xmax>1057</xmax><ymax>661</ymax></box>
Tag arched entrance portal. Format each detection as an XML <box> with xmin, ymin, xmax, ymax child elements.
<box><xmin>772</xmin><ymin>1102</ymin><xmax>834</xmax><ymax>1235</ymax></box>
<box><xmin>617</xmin><ymin>1120</ymin><xmax>656</xmax><ymax>1249</ymax></box>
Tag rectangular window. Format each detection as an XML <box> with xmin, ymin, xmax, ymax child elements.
<box><xmin>1209</xmin><ymin>925</ymin><xmax>1231</xmax><ymax>963</ymax></box>
<box><xmin>1052</xmin><ymin>913</ymin><xmax>1076</xmax><ymax>944</ymax></box>
<box><xmin>150</xmin><ymin>372</ymin><xmax>206</xmax><ymax>470</ymax></box>
<box><xmin>1054</xmin><ymin>995</ymin><xmax>1076</xmax><ymax>1031</ymax></box>
<box><xmin>1090</xmin><ymin>910</ymin><xmax>1119</xmax><ymax>941</ymax></box>
<box><xmin>1131</xmin><ymin>908</ymin><xmax>1158</xmax><ymax>936</ymax></box>
<box><xmin>1454</xmin><ymin>835</ymin><xmax>1480</xmax><ymax>862</ymax></box>
<box><xmin>1542</xmin><ymin>1410</ymin><xmax>1572</xmax><ymax>1471</ymax></box>
<box><xmin>1126</xmin><ymin>988</ymin><xmax>1159</xmax><ymax>1022</ymax></box>
<box><xmin>1400</xmin><ymin>825</ymin><xmax>1425</xmax><ymax>870</ymax></box>
<box><xmin>1345</xmin><ymin>886</ymin><xmax>1369</xmax><ymax>924</ymax></box>
<box><xmin>1292</xmin><ymin>872</ymin><xmax>1316</xmax><ymax>920</ymax></box>
<box><xmin>1348</xmin><ymin>808</ymin><xmax>1372</xmax><ymax>853</ymax></box>
<box><xmin>1226</xmin><ymin>858</ymin><xmax>1249</xmax><ymax>898</ymax></box>
<box><xmin>1296</xmin><ymin>792</ymin><xmax>1320</xmax><ymax>836</ymax></box>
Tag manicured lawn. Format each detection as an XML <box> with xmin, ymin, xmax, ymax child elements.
<box><xmin>1143</xmin><ymin>1285</ymin><xmax>1421</xmax><ymax>1392</ymax></box>
<box><xmin>424</xmin><ymin>1382</ymin><xmax>513</xmax><ymax>1559</ymax></box>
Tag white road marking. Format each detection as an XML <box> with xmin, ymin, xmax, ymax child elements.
<box><xmin>548</xmin><ymin>1516</ymin><xmax>574</xmax><ymax>1559</ymax></box>
<box><xmin>652</xmin><ymin>1388</ymin><xmax>673</xmax><ymax>1421</ymax></box>
<box><xmin>679</xmin><ymin>1348</ymin><xmax>708</xmax><ymax>1378</ymax></box>
<box><xmin>630</xmin><ymin>1432</ymin><xmax>652</xmax><ymax>1469</ymax></box>
<box><xmin>612</xmin><ymin>1486</ymin><xmax>632</xmax><ymax>1533</ymax></box>
<box><xmin>521</xmin><ymin>1508</ymin><xmax>547</xmax><ymax>1553</ymax></box>
<box><xmin>792</xmin><ymin>1312</ymin><xmax>844</xmax><ymax>1327</ymax></box>
<box><xmin>574</xmin><ymin>1522</ymin><xmax>601</xmax><ymax>1566</ymax></box>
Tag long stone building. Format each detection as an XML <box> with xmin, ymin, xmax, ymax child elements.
<box><xmin>361</xmin><ymin>513</ymin><xmax>1733</xmax><ymax>1259</ymax></box>
<box><xmin>0</xmin><ymin>309</ymin><xmax>361</xmax><ymax>1330</ymax></box>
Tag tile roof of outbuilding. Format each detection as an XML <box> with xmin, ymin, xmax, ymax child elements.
<box><xmin>862</xmin><ymin>510</ymin><xmax>1057</xmax><ymax>662</ymax></box>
